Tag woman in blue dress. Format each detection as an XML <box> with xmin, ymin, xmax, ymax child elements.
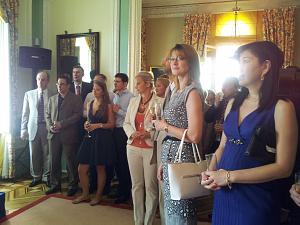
<box><xmin>201</xmin><ymin>41</ymin><xmax>298</xmax><ymax>225</ymax></box>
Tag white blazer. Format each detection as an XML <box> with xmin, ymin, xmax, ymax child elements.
<box><xmin>21</xmin><ymin>88</ymin><xmax>54</xmax><ymax>141</ymax></box>
<box><xmin>123</xmin><ymin>93</ymin><xmax>164</xmax><ymax>147</ymax></box>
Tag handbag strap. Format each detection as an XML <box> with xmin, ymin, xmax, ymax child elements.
<box><xmin>174</xmin><ymin>129</ymin><xmax>188</xmax><ymax>163</ymax></box>
<box><xmin>192</xmin><ymin>143</ymin><xmax>202</xmax><ymax>163</ymax></box>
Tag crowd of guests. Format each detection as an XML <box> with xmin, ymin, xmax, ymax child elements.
<box><xmin>20</xmin><ymin>41</ymin><xmax>299</xmax><ymax>225</ymax></box>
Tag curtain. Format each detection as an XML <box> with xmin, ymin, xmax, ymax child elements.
<box><xmin>183</xmin><ymin>13</ymin><xmax>211</xmax><ymax>57</ymax></box>
<box><xmin>60</xmin><ymin>38</ymin><xmax>76</xmax><ymax>56</ymax></box>
<box><xmin>85</xmin><ymin>36</ymin><xmax>96</xmax><ymax>71</ymax></box>
<box><xmin>141</xmin><ymin>17</ymin><xmax>147</xmax><ymax>71</ymax></box>
<box><xmin>263</xmin><ymin>7</ymin><xmax>296</xmax><ymax>67</ymax></box>
<box><xmin>0</xmin><ymin>0</ymin><xmax>19</xmax><ymax>178</ymax></box>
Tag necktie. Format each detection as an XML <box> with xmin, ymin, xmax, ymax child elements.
<box><xmin>38</xmin><ymin>91</ymin><xmax>44</xmax><ymax>123</ymax></box>
<box><xmin>76</xmin><ymin>85</ymin><xmax>81</xmax><ymax>96</ymax></box>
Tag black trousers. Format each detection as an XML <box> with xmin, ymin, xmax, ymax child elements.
<box><xmin>113</xmin><ymin>127</ymin><xmax>131</xmax><ymax>198</ymax></box>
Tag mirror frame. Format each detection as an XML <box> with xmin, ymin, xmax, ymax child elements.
<box><xmin>56</xmin><ymin>32</ymin><xmax>100</xmax><ymax>78</ymax></box>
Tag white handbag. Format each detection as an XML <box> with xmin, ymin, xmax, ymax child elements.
<box><xmin>168</xmin><ymin>129</ymin><xmax>210</xmax><ymax>200</ymax></box>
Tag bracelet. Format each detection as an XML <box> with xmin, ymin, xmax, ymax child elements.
<box><xmin>226</xmin><ymin>170</ymin><xmax>232</xmax><ymax>190</ymax></box>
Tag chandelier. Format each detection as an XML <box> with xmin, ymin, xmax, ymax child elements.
<box><xmin>233</xmin><ymin>0</ymin><xmax>241</xmax><ymax>37</ymax></box>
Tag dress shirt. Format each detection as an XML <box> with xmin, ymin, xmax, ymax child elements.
<box><xmin>74</xmin><ymin>82</ymin><xmax>82</xmax><ymax>95</ymax></box>
<box><xmin>114</xmin><ymin>89</ymin><xmax>133</xmax><ymax>128</ymax></box>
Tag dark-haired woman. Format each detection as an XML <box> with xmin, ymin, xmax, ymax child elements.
<box><xmin>73</xmin><ymin>80</ymin><xmax>115</xmax><ymax>206</ymax></box>
<box><xmin>201</xmin><ymin>41</ymin><xmax>298</xmax><ymax>225</ymax></box>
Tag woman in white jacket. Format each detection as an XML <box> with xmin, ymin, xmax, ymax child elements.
<box><xmin>123</xmin><ymin>71</ymin><xmax>163</xmax><ymax>225</ymax></box>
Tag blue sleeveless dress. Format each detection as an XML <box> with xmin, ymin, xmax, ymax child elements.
<box><xmin>213</xmin><ymin>104</ymin><xmax>281</xmax><ymax>225</ymax></box>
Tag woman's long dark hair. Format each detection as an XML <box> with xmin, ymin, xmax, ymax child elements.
<box><xmin>93</xmin><ymin>80</ymin><xmax>110</xmax><ymax>120</ymax></box>
<box><xmin>232</xmin><ymin>41</ymin><xmax>284</xmax><ymax>112</ymax></box>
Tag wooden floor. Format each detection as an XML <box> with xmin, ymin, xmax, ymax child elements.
<box><xmin>0</xmin><ymin>178</ymin><xmax>213</xmax><ymax>223</ymax></box>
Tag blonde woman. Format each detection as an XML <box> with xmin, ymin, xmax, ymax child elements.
<box><xmin>124</xmin><ymin>71</ymin><xmax>163</xmax><ymax>225</ymax></box>
<box><xmin>155</xmin><ymin>75</ymin><xmax>170</xmax><ymax>98</ymax></box>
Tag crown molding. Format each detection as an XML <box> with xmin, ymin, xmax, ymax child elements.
<box><xmin>142</xmin><ymin>0</ymin><xmax>300</xmax><ymax>18</ymax></box>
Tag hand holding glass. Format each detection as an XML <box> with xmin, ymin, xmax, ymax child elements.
<box><xmin>86</xmin><ymin>119</ymin><xmax>92</xmax><ymax>138</ymax></box>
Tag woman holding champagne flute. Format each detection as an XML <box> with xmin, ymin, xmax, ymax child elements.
<box><xmin>201</xmin><ymin>41</ymin><xmax>298</xmax><ymax>225</ymax></box>
<box><xmin>73</xmin><ymin>80</ymin><xmax>115</xmax><ymax>205</ymax></box>
<box><xmin>123</xmin><ymin>71</ymin><xmax>163</xmax><ymax>225</ymax></box>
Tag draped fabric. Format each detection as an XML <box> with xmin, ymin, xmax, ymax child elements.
<box><xmin>85</xmin><ymin>36</ymin><xmax>96</xmax><ymax>71</ymax></box>
<box><xmin>183</xmin><ymin>13</ymin><xmax>211</xmax><ymax>57</ymax></box>
<box><xmin>141</xmin><ymin>17</ymin><xmax>147</xmax><ymax>70</ymax></box>
<box><xmin>60</xmin><ymin>38</ymin><xmax>76</xmax><ymax>56</ymax></box>
<box><xmin>0</xmin><ymin>0</ymin><xmax>18</xmax><ymax>178</ymax></box>
<box><xmin>263</xmin><ymin>7</ymin><xmax>296</xmax><ymax>67</ymax></box>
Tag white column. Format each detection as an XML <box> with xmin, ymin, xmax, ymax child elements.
<box><xmin>128</xmin><ymin>0</ymin><xmax>142</xmax><ymax>92</ymax></box>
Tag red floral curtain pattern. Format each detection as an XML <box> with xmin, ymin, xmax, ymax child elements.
<box><xmin>263</xmin><ymin>7</ymin><xmax>296</xmax><ymax>67</ymax></box>
<box><xmin>0</xmin><ymin>0</ymin><xmax>19</xmax><ymax>178</ymax></box>
<box><xmin>141</xmin><ymin>17</ymin><xmax>147</xmax><ymax>71</ymax></box>
<box><xmin>183</xmin><ymin>13</ymin><xmax>211</xmax><ymax>57</ymax></box>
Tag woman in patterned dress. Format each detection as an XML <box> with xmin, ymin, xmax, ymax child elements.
<box><xmin>154</xmin><ymin>44</ymin><xmax>204</xmax><ymax>225</ymax></box>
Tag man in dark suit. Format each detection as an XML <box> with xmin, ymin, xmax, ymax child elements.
<box><xmin>70</xmin><ymin>65</ymin><xmax>92</xmax><ymax>143</ymax></box>
<box><xmin>69</xmin><ymin>65</ymin><xmax>92</xmax><ymax>102</ymax></box>
<box><xmin>45</xmin><ymin>74</ymin><xmax>83</xmax><ymax>196</ymax></box>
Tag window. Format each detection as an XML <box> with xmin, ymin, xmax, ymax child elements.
<box><xmin>0</xmin><ymin>16</ymin><xmax>10</xmax><ymax>134</ymax></box>
<box><xmin>75</xmin><ymin>37</ymin><xmax>91</xmax><ymax>82</ymax></box>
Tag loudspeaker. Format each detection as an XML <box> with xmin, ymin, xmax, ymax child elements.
<box><xmin>19</xmin><ymin>46</ymin><xmax>52</xmax><ymax>69</ymax></box>
<box><xmin>59</xmin><ymin>55</ymin><xmax>79</xmax><ymax>75</ymax></box>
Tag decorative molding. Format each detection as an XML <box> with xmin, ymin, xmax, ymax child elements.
<box><xmin>142</xmin><ymin>0</ymin><xmax>300</xmax><ymax>18</ymax></box>
<box><xmin>128</xmin><ymin>0</ymin><xmax>142</xmax><ymax>92</ymax></box>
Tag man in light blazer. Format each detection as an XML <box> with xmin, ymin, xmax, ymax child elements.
<box><xmin>21</xmin><ymin>71</ymin><xmax>54</xmax><ymax>187</ymax></box>
<box><xmin>45</xmin><ymin>74</ymin><xmax>83</xmax><ymax>196</ymax></box>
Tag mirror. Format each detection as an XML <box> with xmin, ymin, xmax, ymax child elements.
<box><xmin>56</xmin><ymin>32</ymin><xmax>99</xmax><ymax>82</ymax></box>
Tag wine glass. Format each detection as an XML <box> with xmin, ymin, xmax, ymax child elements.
<box><xmin>295</xmin><ymin>172</ymin><xmax>300</xmax><ymax>194</ymax></box>
<box><xmin>215</xmin><ymin>120</ymin><xmax>222</xmax><ymax>141</ymax></box>
<box><xmin>86</xmin><ymin>119</ymin><xmax>92</xmax><ymax>138</ymax></box>
<box><xmin>149</xmin><ymin>102</ymin><xmax>156</xmax><ymax>119</ymax></box>
<box><xmin>155</xmin><ymin>102</ymin><xmax>162</xmax><ymax>120</ymax></box>
<box><xmin>138</xmin><ymin>121</ymin><xmax>144</xmax><ymax>144</ymax></box>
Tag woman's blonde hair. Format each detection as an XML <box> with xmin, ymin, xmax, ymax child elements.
<box><xmin>136</xmin><ymin>71</ymin><xmax>154</xmax><ymax>88</ymax></box>
<box><xmin>156</xmin><ymin>74</ymin><xmax>170</xmax><ymax>88</ymax></box>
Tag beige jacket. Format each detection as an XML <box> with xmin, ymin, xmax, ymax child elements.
<box><xmin>123</xmin><ymin>93</ymin><xmax>164</xmax><ymax>147</ymax></box>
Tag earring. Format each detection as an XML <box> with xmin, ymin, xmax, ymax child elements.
<box><xmin>261</xmin><ymin>76</ymin><xmax>264</xmax><ymax>81</ymax></box>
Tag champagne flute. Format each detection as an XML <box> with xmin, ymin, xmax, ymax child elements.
<box><xmin>295</xmin><ymin>172</ymin><xmax>300</xmax><ymax>193</ymax></box>
<box><xmin>139</xmin><ymin>121</ymin><xmax>144</xmax><ymax>144</ymax></box>
<box><xmin>155</xmin><ymin>102</ymin><xmax>162</xmax><ymax>120</ymax></box>
<box><xmin>215</xmin><ymin>120</ymin><xmax>222</xmax><ymax>141</ymax></box>
<box><xmin>86</xmin><ymin>118</ymin><xmax>92</xmax><ymax>138</ymax></box>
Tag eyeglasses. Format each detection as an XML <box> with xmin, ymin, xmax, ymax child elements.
<box><xmin>167</xmin><ymin>56</ymin><xmax>186</xmax><ymax>63</ymax></box>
